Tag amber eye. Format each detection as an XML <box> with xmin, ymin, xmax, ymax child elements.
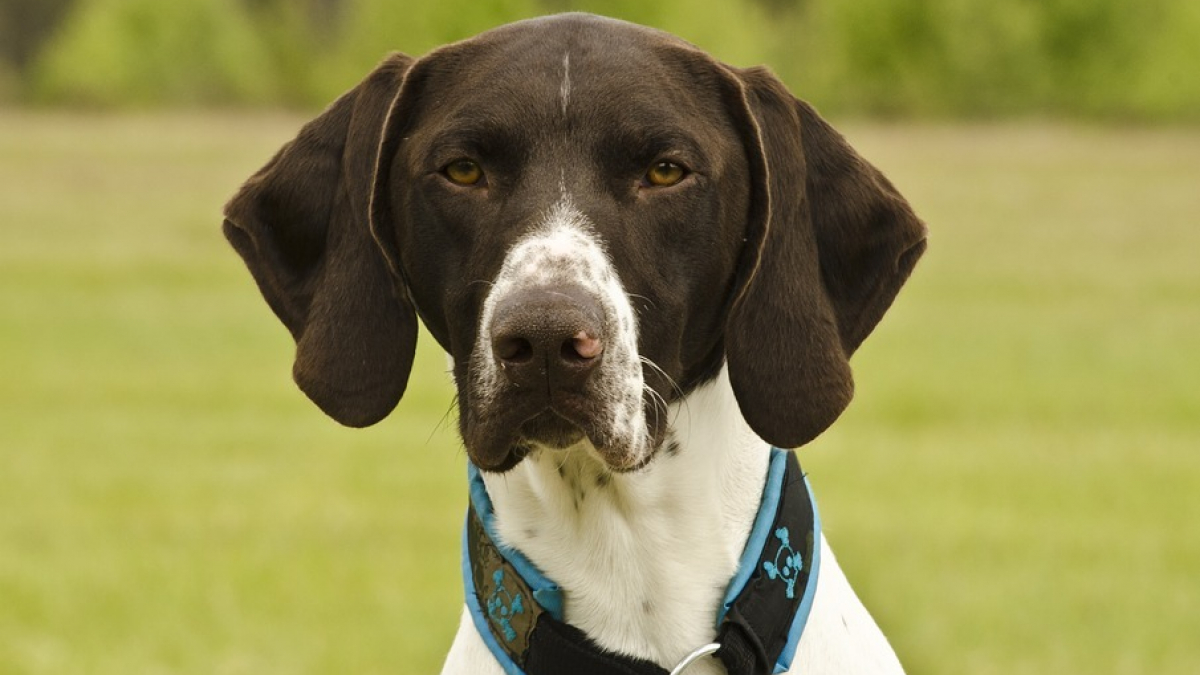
<box><xmin>443</xmin><ymin>158</ymin><xmax>484</xmax><ymax>186</ymax></box>
<box><xmin>645</xmin><ymin>161</ymin><xmax>687</xmax><ymax>187</ymax></box>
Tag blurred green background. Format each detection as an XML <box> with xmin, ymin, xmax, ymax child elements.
<box><xmin>5</xmin><ymin>0</ymin><xmax>1200</xmax><ymax>118</ymax></box>
<box><xmin>1</xmin><ymin>1</ymin><xmax>1198</xmax><ymax>674</ymax></box>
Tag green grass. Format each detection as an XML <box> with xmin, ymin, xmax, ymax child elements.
<box><xmin>1</xmin><ymin>113</ymin><xmax>1197</xmax><ymax>674</ymax></box>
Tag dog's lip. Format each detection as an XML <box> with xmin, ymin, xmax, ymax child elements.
<box><xmin>462</xmin><ymin>393</ymin><xmax>569</xmax><ymax>471</ymax></box>
<box><xmin>519</xmin><ymin>409</ymin><xmax>586</xmax><ymax>448</ymax></box>
<box><xmin>465</xmin><ymin>395</ymin><xmax>601</xmax><ymax>472</ymax></box>
<box><xmin>463</xmin><ymin>385</ymin><xmax>669</xmax><ymax>473</ymax></box>
<box><xmin>470</xmin><ymin>442</ymin><xmax>530</xmax><ymax>473</ymax></box>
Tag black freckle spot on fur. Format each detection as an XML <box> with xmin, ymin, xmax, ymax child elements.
<box><xmin>545</xmin><ymin>259</ymin><xmax>572</xmax><ymax>275</ymax></box>
<box><xmin>578</xmin><ymin>487</ymin><xmax>587</xmax><ymax>501</ymax></box>
<box><xmin>557</xmin><ymin>465</ymin><xmax>566</xmax><ymax>477</ymax></box>
<box><xmin>642</xmin><ymin>599</ymin><xmax>654</xmax><ymax>615</ymax></box>
<box><xmin>595</xmin><ymin>472</ymin><xmax>610</xmax><ymax>488</ymax></box>
<box><xmin>524</xmin><ymin>528</ymin><xmax>539</xmax><ymax>540</ymax></box>
<box><xmin>665</xmin><ymin>441</ymin><xmax>681</xmax><ymax>457</ymax></box>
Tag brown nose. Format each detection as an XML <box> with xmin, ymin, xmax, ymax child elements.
<box><xmin>490</xmin><ymin>287</ymin><xmax>605</xmax><ymax>392</ymax></box>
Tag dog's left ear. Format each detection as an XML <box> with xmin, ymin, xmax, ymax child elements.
<box><xmin>222</xmin><ymin>54</ymin><xmax>418</xmax><ymax>428</ymax></box>
<box><xmin>723</xmin><ymin>67</ymin><xmax>928</xmax><ymax>448</ymax></box>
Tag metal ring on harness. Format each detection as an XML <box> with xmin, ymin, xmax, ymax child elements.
<box><xmin>669</xmin><ymin>642</ymin><xmax>721</xmax><ymax>675</ymax></box>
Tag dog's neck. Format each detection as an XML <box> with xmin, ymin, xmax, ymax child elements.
<box><xmin>481</xmin><ymin>367</ymin><xmax>770</xmax><ymax>669</ymax></box>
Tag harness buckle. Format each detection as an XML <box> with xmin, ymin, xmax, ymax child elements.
<box><xmin>669</xmin><ymin>642</ymin><xmax>721</xmax><ymax>675</ymax></box>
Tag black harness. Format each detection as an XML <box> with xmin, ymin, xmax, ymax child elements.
<box><xmin>462</xmin><ymin>448</ymin><xmax>821</xmax><ymax>674</ymax></box>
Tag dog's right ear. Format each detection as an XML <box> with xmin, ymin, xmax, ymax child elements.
<box><xmin>222</xmin><ymin>54</ymin><xmax>417</xmax><ymax>428</ymax></box>
<box><xmin>720</xmin><ymin>66</ymin><xmax>927</xmax><ymax>449</ymax></box>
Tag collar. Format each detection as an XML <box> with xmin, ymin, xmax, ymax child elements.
<box><xmin>461</xmin><ymin>448</ymin><xmax>821</xmax><ymax>675</ymax></box>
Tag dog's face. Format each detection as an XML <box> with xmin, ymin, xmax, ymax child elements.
<box><xmin>376</xmin><ymin>20</ymin><xmax>755</xmax><ymax>471</ymax></box>
<box><xmin>224</xmin><ymin>14</ymin><xmax>926</xmax><ymax>473</ymax></box>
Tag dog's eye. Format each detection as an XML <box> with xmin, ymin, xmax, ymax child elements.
<box><xmin>443</xmin><ymin>159</ymin><xmax>485</xmax><ymax>186</ymax></box>
<box><xmin>644</xmin><ymin>161</ymin><xmax>688</xmax><ymax>188</ymax></box>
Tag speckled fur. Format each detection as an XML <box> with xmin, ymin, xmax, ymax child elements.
<box><xmin>469</xmin><ymin>196</ymin><xmax>653</xmax><ymax>469</ymax></box>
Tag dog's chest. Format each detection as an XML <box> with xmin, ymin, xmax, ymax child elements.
<box><xmin>483</xmin><ymin>446</ymin><xmax>750</xmax><ymax>669</ymax></box>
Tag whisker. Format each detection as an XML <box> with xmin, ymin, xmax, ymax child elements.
<box><xmin>554</xmin><ymin>447</ymin><xmax>573</xmax><ymax>473</ymax></box>
<box><xmin>429</xmin><ymin>394</ymin><xmax>460</xmax><ymax>447</ymax></box>
<box><xmin>639</xmin><ymin>355</ymin><xmax>688</xmax><ymax>428</ymax></box>
<box><xmin>642</xmin><ymin>385</ymin><xmax>664</xmax><ymax>435</ymax></box>
<box><xmin>644</xmin><ymin>386</ymin><xmax>668</xmax><ymax>419</ymax></box>
<box><xmin>626</xmin><ymin>292</ymin><xmax>658</xmax><ymax>309</ymax></box>
<box><xmin>639</xmin><ymin>356</ymin><xmax>685</xmax><ymax>399</ymax></box>
<box><xmin>642</xmin><ymin>381</ymin><xmax>670</xmax><ymax>425</ymax></box>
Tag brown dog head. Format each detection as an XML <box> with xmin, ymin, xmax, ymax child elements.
<box><xmin>223</xmin><ymin>14</ymin><xmax>926</xmax><ymax>471</ymax></box>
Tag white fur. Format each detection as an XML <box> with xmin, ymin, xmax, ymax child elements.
<box><xmin>441</xmin><ymin>368</ymin><xmax>905</xmax><ymax>675</ymax></box>
<box><xmin>560</xmin><ymin>53</ymin><xmax>571</xmax><ymax>116</ymax></box>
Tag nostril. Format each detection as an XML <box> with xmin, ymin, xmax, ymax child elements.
<box><xmin>494</xmin><ymin>336</ymin><xmax>534</xmax><ymax>364</ymax></box>
<box><xmin>562</xmin><ymin>331</ymin><xmax>604</xmax><ymax>363</ymax></box>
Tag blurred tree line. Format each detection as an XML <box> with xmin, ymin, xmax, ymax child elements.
<box><xmin>1</xmin><ymin>0</ymin><xmax>1198</xmax><ymax>120</ymax></box>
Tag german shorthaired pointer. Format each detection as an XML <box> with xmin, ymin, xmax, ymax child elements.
<box><xmin>224</xmin><ymin>13</ymin><xmax>926</xmax><ymax>675</ymax></box>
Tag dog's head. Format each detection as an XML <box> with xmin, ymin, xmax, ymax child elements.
<box><xmin>224</xmin><ymin>14</ymin><xmax>926</xmax><ymax>473</ymax></box>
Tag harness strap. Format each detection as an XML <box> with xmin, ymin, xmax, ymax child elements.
<box><xmin>464</xmin><ymin>448</ymin><xmax>820</xmax><ymax>675</ymax></box>
<box><xmin>525</xmin><ymin>615</ymin><xmax>668</xmax><ymax>675</ymax></box>
<box><xmin>717</xmin><ymin>450</ymin><xmax>821</xmax><ymax>673</ymax></box>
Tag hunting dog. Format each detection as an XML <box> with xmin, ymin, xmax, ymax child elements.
<box><xmin>224</xmin><ymin>14</ymin><xmax>926</xmax><ymax>675</ymax></box>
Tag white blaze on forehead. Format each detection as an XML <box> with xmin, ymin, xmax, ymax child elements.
<box><xmin>470</xmin><ymin>195</ymin><xmax>653</xmax><ymax>466</ymax></box>
<box><xmin>505</xmin><ymin>201</ymin><xmax>602</xmax><ymax>286</ymax></box>
<box><xmin>560</xmin><ymin>52</ymin><xmax>571</xmax><ymax>116</ymax></box>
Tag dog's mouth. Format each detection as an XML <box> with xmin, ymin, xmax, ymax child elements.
<box><xmin>461</xmin><ymin>386</ymin><xmax>666</xmax><ymax>474</ymax></box>
<box><xmin>520</xmin><ymin>409</ymin><xmax>587</xmax><ymax>448</ymax></box>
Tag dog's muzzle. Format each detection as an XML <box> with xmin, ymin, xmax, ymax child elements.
<box><xmin>463</xmin><ymin>214</ymin><xmax>657</xmax><ymax>473</ymax></box>
<box><xmin>489</xmin><ymin>285</ymin><xmax>607</xmax><ymax>450</ymax></box>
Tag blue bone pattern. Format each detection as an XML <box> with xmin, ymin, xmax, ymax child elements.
<box><xmin>486</xmin><ymin>568</ymin><xmax>526</xmax><ymax>642</ymax></box>
<box><xmin>762</xmin><ymin>526</ymin><xmax>803</xmax><ymax>599</ymax></box>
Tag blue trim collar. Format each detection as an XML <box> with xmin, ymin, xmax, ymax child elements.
<box><xmin>462</xmin><ymin>448</ymin><xmax>820</xmax><ymax>674</ymax></box>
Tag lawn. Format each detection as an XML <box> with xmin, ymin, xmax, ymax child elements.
<box><xmin>1</xmin><ymin>112</ymin><xmax>1197</xmax><ymax>674</ymax></box>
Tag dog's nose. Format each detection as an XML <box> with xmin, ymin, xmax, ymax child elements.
<box><xmin>490</xmin><ymin>287</ymin><xmax>605</xmax><ymax>391</ymax></box>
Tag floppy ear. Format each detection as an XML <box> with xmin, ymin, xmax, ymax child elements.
<box><xmin>222</xmin><ymin>54</ymin><xmax>418</xmax><ymax>427</ymax></box>
<box><xmin>724</xmin><ymin>67</ymin><xmax>928</xmax><ymax>448</ymax></box>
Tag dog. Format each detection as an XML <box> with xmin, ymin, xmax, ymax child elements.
<box><xmin>223</xmin><ymin>13</ymin><xmax>926</xmax><ymax>675</ymax></box>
